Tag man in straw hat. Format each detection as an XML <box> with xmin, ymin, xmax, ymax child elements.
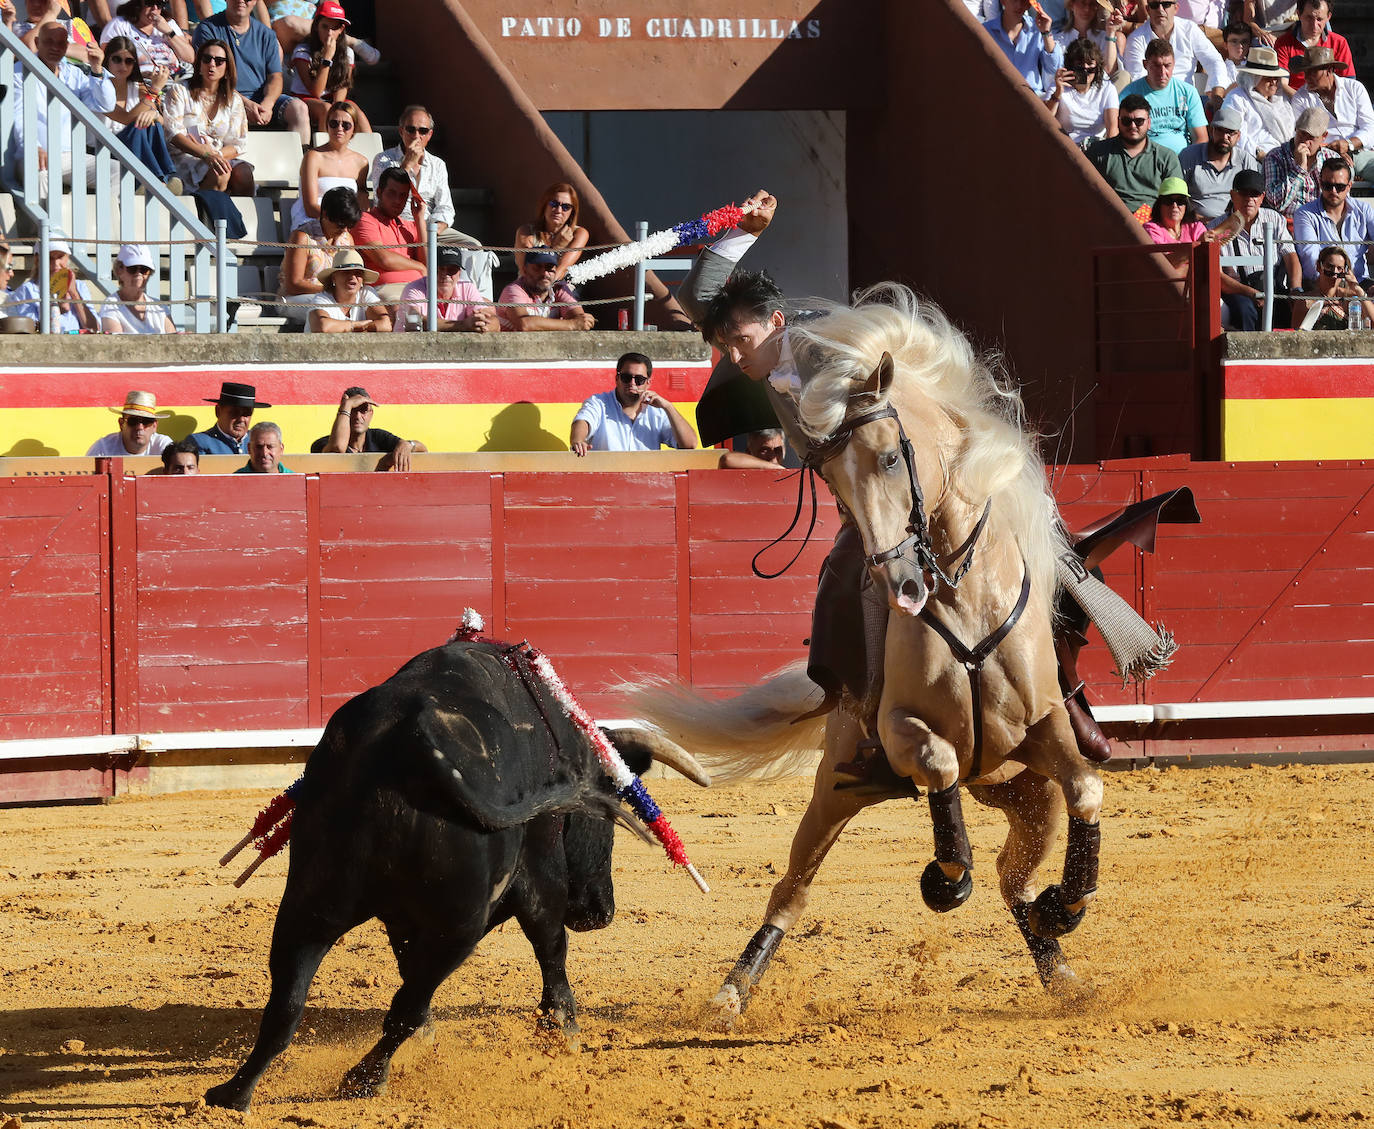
<box><xmin>192</xmin><ymin>381</ymin><xmax>271</xmax><ymax>456</ymax></box>
<box><xmin>86</xmin><ymin>390</ymin><xmax>173</xmax><ymax>456</ymax></box>
<box><xmin>1274</xmin><ymin>0</ymin><xmax>1355</xmax><ymax>94</ymax></box>
<box><xmin>1289</xmin><ymin>45</ymin><xmax>1374</xmax><ymax>185</ymax></box>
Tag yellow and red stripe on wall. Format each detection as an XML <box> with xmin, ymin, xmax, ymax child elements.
<box><xmin>1223</xmin><ymin>358</ymin><xmax>1374</xmax><ymax>461</ymax></box>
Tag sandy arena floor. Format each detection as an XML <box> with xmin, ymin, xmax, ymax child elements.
<box><xmin>1</xmin><ymin>763</ymin><xmax>1372</xmax><ymax>1128</ymax></box>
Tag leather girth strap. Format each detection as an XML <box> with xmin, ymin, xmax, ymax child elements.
<box><xmin>918</xmin><ymin>563</ymin><xmax>1032</xmax><ymax>783</ymax></box>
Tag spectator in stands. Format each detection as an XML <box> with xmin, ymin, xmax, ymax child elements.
<box><xmin>268</xmin><ymin>0</ymin><xmax>380</xmax><ymax>72</ymax></box>
<box><xmin>278</xmin><ymin>183</ymin><xmax>358</xmax><ymax>322</ymax></box>
<box><xmin>1055</xmin><ymin>0</ymin><xmax>1124</xmax><ymax>84</ymax></box>
<box><xmin>100</xmin><ymin>244</ymin><xmax>175</xmax><ymax>333</ymax></box>
<box><xmin>1212</xmin><ymin>21</ymin><xmax>1252</xmax><ymax>88</ymax></box>
<box><xmin>234</xmin><ymin>421</ymin><xmax>294</xmax><ymax>473</ymax></box>
<box><xmin>1221</xmin><ymin>45</ymin><xmax>1295</xmax><ymax>162</ymax></box>
<box><xmin>1275</xmin><ymin>0</ymin><xmax>1353</xmax><ymax>94</ymax></box>
<box><xmin>371</xmin><ymin>107</ymin><xmax>460</xmax><ymax>241</ymax></box>
<box><xmin>1123</xmin><ymin>0</ymin><xmax>1227</xmax><ymax>106</ymax></box>
<box><xmin>100</xmin><ymin>0</ymin><xmax>193</xmax><ymax>77</ymax></box>
<box><xmin>353</xmin><ymin>167</ymin><xmax>427</xmax><ymax>297</ymax></box>
<box><xmin>515</xmin><ymin>182</ymin><xmax>590</xmax><ymax>282</ymax></box>
<box><xmin>393</xmin><ymin>246</ymin><xmax>498</xmax><ymax>333</ymax></box>
<box><xmin>192</xmin><ymin>0</ymin><xmax>309</xmax><ymax>144</ymax></box>
<box><xmin>1088</xmin><ymin>93</ymin><xmax>1183</xmax><ymax>215</ymax></box>
<box><xmin>1243</xmin><ymin>0</ymin><xmax>1297</xmax><ymax>46</ymax></box>
<box><xmin>1179</xmin><ymin>105</ymin><xmax>1258</xmax><ymax>220</ymax></box>
<box><xmin>86</xmin><ymin>390</ymin><xmax>173</xmax><ymax>456</ymax></box>
<box><xmin>1288</xmin><ymin>48</ymin><xmax>1374</xmax><ymax>186</ymax></box>
<box><xmin>311</xmin><ymin>386</ymin><xmax>427</xmax><ymax>470</ymax></box>
<box><xmin>193</xmin><ymin>380</ymin><xmax>268</xmax><ymax>455</ymax></box>
<box><xmin>307</xmin><ymin>247</ymin><xmax>390</xmax><ymax>333</ymax></box>
<box><xmin>0</xmin><ymin>242</ymin><xmax>14</xmax><ymax>318</ymax></box>
<box><xmin>1144</xmin><ymin>176</ymin><xmax>1209</xmax><ymax>238</ymax></box>
<box><xmin>1176</xmin><ymin>0</ymin><xmax>1229</xmax><ymax>41</ymax></box>
<box><xmin>14</xmin><ymin>0</ymin><xmax>97</xmax><ymax>63</ymax></box>
<box><xmin>1291</xmin><ymin>244</ymin><xmax>1374</xmax><ymax>328</ymax></box>
<box><xmin>984</xmin><ymin>0</ymin><xmax>1062</xmax><ymax>96</ymax></box>
<box><xmin>1293</xmin><ymin>158</ymin><xmax>1374</xmax><ymax>283</ymax></box>
<box><xmin>570</xmin><ymin>353</ymin><xmax>699</xmax><ymax>455</ymax></box>
<box><xmin>150</xmin><ymin>435</ymin><xmax>201</xmax><ymax>474</ymax></box>
<box><xmin>498</xmin><ymin>249</ymin><xmax>595</xmax><ymax>332</ymax></box>
<box><xmin>103</xmin><ymin>37</ymin><xmax>183</xmax><ymax>194</ymax></box>
<box><xmin>1212</xmin><ymin>169</ymin><xmax>1301</xmax><ymax>329</ymax></box>
<box><xmin>285</xmin><ymin>1</ymin><xmax>373</xmax><ymax>135</ymax></box>
<box><xmin>8</xmin><ymin>236</ymin><xmax>97</xmax><ymax>333</ymax></box>
<box><xmin>1262</xmin><ymin>105</ymin><xmax>1337</xmax><ymax>216</ymax></box>
<box><xmin>1122</xmin><ymin>39</ymin><xmax>1207</xmax><ymax>153</ymax></box>
<box><xmin>1047</xmin><ymin>38</ymin><xmax>1119</xmax><ymax>146</ymax></box>
<box><xmin>718</xmin><ymin>428</ymin><xmax>787</xmax><ymax>469</ymax></box>
<box><xmin>288</xmin><ymin>99</ymin><xmax>367</xmax><ymax>232</ymax></box>
<box><xmin>164</xmin><ymin>39</ymin><xmax>255</xmax><ymax>194</ymax></box>
<box><xmin>6</xmin><ymin>21</ymin><xmax>115</xmax><ymax>190</ymax></box>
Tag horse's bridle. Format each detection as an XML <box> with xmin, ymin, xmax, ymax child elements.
<box><xmin>805</xmin><ymin>403</ymin><xmax>990</xmax><ymax>596</ymax></box>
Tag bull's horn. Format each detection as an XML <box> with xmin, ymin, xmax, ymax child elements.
<box><xmin>610</xmin><ymin>728</ymin><xmax>712</xmax><ymax>787</ymax></box>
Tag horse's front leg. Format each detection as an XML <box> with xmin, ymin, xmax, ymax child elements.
<box><xmin>713</xmin><ymin>710</ymin><xmax>872</xmax><ymax>1029</ymax></box>
<box><xmin>1019</xmin><ymin>706</ymin><xmax>1103</xmax><ymax>939</ymax></box>
<box><xmin>879</xmin><ymin>709</ymin><xmax>975</xmax><ymax>913</ymax></box>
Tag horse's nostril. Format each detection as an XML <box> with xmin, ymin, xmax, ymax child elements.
<box><xmin>900</xmin><ymin>578</ymin><xmax>924</xmax><ymax>601</ymax></box>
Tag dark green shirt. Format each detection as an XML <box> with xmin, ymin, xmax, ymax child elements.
<box><xmin>1088</xmin><ymin>137</ymin><xmax>1183</xmax><ymax>214</ymax></box>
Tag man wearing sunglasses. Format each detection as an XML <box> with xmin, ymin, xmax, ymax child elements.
<box><xmin>1123</xmin><ymin>0</ymin><xmax>1228</xmax><ymax>108</ymax></box>
<box><xmin>1088</xmin><ymin>93</ymin><xmax>1183</xmax><ymax>213</ymax></box>
<box><xmin>498</xmin><ymin>249</ymin><xmax>595</xmax><ymax>332</ymax></box>
<box><xmin>1293</xmin><ymin>157</ymin><xmax>1374</xmax><ymax>284</ymax></box>
<box><xmin>570</xmin><ymin>352</ymin><xmax>698</xmax><ymax>455</ymax></box>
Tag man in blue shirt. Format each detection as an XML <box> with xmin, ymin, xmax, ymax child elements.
<box><xmin>1293</xmin><ymin>158</ymin><xmax>1374</xmax><ymax>283</ymax></box>
<box><xmin>984</xmin><ymin>0</ymin><xmax>1062</xmax><ymax>96</ymax></box>
<box><xmin>192</xmin><ymin>0</ymin><xmax>308</xmax><ymax>142</ymax></box>
<box><xmin>193</xmin><ymin>381</ymin><xmax>270</xmax><ymax>456</ymax></box>
<box><xmin>233</xmin><ymin>422</ymin><xmax>295</xmax><ymax>473</ymax></box>
<box><xmin>1122</xmin><ymin>38</ymin><xmax>1207</xmax><ymax>154</ymax></box>
<box><xmin>569</xmin><ymin>352</ymin><xmax>699</xmax><ymax>455</ymax></box>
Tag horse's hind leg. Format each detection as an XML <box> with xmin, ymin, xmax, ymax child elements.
<box><xmin>713</xmin><ymin>710</ymin><xmax>872</xmax><ymax>1028</ymax></box>
<box><xmin>1018</xmin><ymin>707</ymin><xmax>1104</xmax><ymax>940</ymax></box>
<box><xmin>970</xmin><ymin>772</ymin><xmax>1075</xmax><ymax>989</ymax></box>
<box><xmin>879</xmin><ymin>709</ymin><xmax>975</xmax><ymax>913</ymax></box>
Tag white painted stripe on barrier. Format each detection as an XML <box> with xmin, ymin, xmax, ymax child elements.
<box><xmin>0</xmin><ymin>735</ymin><xmax>134</xmax><ymax>762</ymax></box>
<box><xmin>136</xmin><ymin>728</ymin><xmax>324</xmax><ymax>752</ymax></box>
<box><xmin>1152</xmin><ymin>698</ymin><xmax>1374</xmax><ymax>721</ymax></box>
<box><xmin>1093</xmin><ymin>705</ymin><xmax>1155</xmax><ymax>723</ymax></box>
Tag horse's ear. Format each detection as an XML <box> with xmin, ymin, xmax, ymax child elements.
<box><xmin>862</xmin><ymin>352</ymin><xmax>895</xmax><ymax>399</ymax></box>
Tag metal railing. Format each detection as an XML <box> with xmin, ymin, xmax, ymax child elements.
<box><xmin>0</xmin><ymin>21</ymin><xmax>236</xmax><ymax>331</ymax></box>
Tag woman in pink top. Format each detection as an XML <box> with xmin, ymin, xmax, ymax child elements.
<box><xmin>1143</xmin><ymin>177</ymin><xmax>1211</xmax><ymax>244</ymax></box>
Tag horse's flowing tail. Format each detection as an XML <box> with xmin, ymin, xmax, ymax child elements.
<box><xmin>618</xmin><ymin>663</ymin><xmax>829</xmax><ymax>784</ymax></box>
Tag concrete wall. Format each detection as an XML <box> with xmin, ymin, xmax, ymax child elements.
<box><xmin>543</xmin><ymin>109</ymin><xmax>848</xmax><ymax>300</ymax></box>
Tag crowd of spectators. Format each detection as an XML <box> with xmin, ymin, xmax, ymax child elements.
<box><xmin>979</xmin><ymin>0</ymin><xmax>1373</xmax><ymax>329</ymax></box>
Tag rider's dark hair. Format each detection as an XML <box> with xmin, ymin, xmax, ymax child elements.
<box><xmin>161</xmin><ymin>436</ymin><xmax>200</xmax><ymax>469</ymax></box>
<box><xmin>617</xmin><ymin>351</ymin><xmax>653</xmax><ymax>377</ymax></box>
<box><xmin>698</xmin><ymin>269</ymin><xmax>785</xmax><ymax>346</ymax></box>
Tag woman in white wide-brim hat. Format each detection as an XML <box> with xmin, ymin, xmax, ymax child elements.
<box><xmin>1220</xmin><ymin>45</ymin><xmax>1295</xmax><ymax>161</ymax></box>
<box><xmin>308</xmin><ymin>247</ymin><xmax>390</xmax><ymax>334</ymax></box>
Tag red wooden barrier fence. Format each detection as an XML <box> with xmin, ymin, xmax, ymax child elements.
<box><xmin>3</xmin><ymin>459</ymin><xmax>1371</xmax><ymax>776</ymax></box>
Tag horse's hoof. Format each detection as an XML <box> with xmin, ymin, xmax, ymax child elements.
<box><xmin>338</xmin><ymin>1059</ymin><xmax>389</xmax><ymax>1100</ymax></box>
<box><xmin>1027</xmin><ymin>885</ymin><xmax>1086</xmax><ymax>939</ymax></box>
<box><xmin>204</xmin><ymin>1081</ymin><xmax>251</xmax><ymax>1112</ymax></box>
<box><xmin>710</xmin><ymin>982</ymin><xmax>744</xmax><ymax>1033</ymax></box>
<box><xmin>920</xmin><ymin>860</ymin><xmax>973</xmax><ymax>913</ymax></box>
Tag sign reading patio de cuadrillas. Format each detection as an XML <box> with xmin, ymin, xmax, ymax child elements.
<box><xmin>470</xmin><ymin>0</ymin><xmax>876</xmax><ymax>111</ymax></box>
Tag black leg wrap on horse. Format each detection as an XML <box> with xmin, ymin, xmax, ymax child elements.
<box><xmin>727</xmin><ymin>924</ymin><xmax>785</xmax><ymax>992</ymax></box>
<box><xmin>927</xmin><ymin>782</ymin><xmax>974</xmax><ymax>870</ymax></box>
<box><xmin>1010</xmin><ymin>900</ymin><xmax>1069</xmax><ymax>987</ymax></box>
<box><xmin>1062</xmin><ymin>816</ymin><xmax>1101</xmax><ymax>906</ymax></box>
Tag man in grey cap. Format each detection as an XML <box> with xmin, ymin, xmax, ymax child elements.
<box><xmin>1178</xmin><ymin>103</ymin><xmax>1259</xmax><ymax>221</ymax></box>
<box><xmin>1262</xmin><ymin>104</ymin><xmax>1339</xmax><ymax>218</ymax></box>
<box><xmin>497</xmin><ymin>249</ymin><xmax>595</xmax><ymax>332</ymax></box>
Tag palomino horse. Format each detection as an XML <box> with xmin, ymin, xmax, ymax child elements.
<box><xmin>629</xmin><ymin>286</ymin><xmax>1102</xmax><ymax>1024</ymax></box>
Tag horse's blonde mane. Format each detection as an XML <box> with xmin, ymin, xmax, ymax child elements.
<box><xmin>792</xmin><ymin>283</ymin><xmax>1067</xmax><ymax>599</ymax></box>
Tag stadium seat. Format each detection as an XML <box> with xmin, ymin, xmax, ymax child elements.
<box><xmin>249</xmin><ymin>131</ymin><xmax>305</xmax><ymax>194</ymax></box>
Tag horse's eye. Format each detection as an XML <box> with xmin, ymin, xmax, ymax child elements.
<box><xmin>882</xmin><ymin>451</ymin><xmax>901</xmax><ymax>471</ymax></box>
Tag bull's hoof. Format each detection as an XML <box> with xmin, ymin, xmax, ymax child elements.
<box><xmin>204</xmin><ymin>1081</ymin><xmax>252</xmax><ymax>1112</ymax></box>
<box><xmin>535</xmin><ymin>1008</ymin><xmax>581</xmax><ymax>1052</ymax></box>
<box><xmin>338</xmin><ymin>1058</ymin><xmax>390</xmax><ymax>1100</ymax></box>
<box><xmin>709</xmin><ymin>981</ymin><xmax>744</xmax><ymax>1033</ymax></box>
<box><xmin>1027</xmin><ymin>885</ymin><xmax>1086</xmax><ymax>939</ymax></box>
<box><xmin>920</xmin><ymin>860</ymin><xmax>972</xmax><ymax>913</ymax></box>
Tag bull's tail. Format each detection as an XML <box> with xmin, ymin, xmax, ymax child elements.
<box><xmin>618</xmin><ymin>663</ymin><xmax>829</xmax><ymax>784</ymax></box>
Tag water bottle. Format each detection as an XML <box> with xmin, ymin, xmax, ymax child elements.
<box><xmin>1349</xmin><ymin>300</ymin><xmax>1364</xmax><ymax>331</ymax></box>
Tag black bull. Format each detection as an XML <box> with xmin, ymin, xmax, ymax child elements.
<box><xmin>206</xmin><ymin>639</ymin><xmax>708</xmax><ymax>1112</ymax></box>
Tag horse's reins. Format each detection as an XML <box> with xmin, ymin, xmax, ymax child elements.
<box><xmin>794</xmin><ymin>401</ymin><xmax>1032</xmax><ymax>782</ymax></box>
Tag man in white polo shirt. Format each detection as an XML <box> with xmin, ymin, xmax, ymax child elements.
<box><xmin>86</xmin><ymin>390</ymin><xmax>173</xmax><ymax>457</ymax></box>
<box><xmin>569</xmin><ymin>352</ymin><xmax>699</xmax><ymax>455</ymax></box>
